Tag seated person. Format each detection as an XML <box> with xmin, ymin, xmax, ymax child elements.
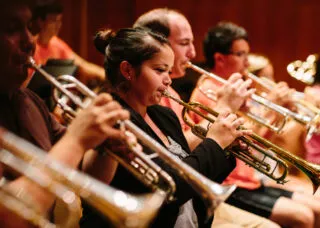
<box><xmin>190</xmin><ymin>21</ymin><xmax>320</xmax><ymax>228</ymax></box>
<box><xmin>25</xmin><ymin>0</ymin><xmax>105</xmax><ymax>88</ymax></box>
<box><xmin>80</xmin><ymin>26</ymin><xmax>250</xmax><ymax>228</ymax></box>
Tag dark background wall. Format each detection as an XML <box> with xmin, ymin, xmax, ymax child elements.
<box><xmin>58</xmin><ymin>0</ymin><xmax>320</xmax><ymax>92</ymax></box>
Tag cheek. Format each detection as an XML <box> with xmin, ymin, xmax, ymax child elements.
<box><xmin>0</xmin><ymin>39</ymin><xmax>13</xmax><ymax>66</ymax></box>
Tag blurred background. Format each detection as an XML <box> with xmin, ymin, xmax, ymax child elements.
<box><xmin>59</xmin><ymin>0</ymin><xmax>320</xmax><ymax>96</ymax></box>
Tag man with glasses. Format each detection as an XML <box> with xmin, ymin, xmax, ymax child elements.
<box><xmin>190</xmin><ymin>21</ymin><xmax>320</xmax><ymax>228</ymax></box>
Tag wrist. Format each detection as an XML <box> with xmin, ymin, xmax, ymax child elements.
<box><xmin>207</xmin><ymin>134</ymin><xmax>228</xmax><ymax>149</ymax></box>
<box><xmin>215</xmin><ymin>103</ymin><xmax>233</xmax><ymax>113</ymax></box>
<box><xmin>49</xmin><ymin>134</ymin><xmax>87</xmax><ymax>168</ymax></box>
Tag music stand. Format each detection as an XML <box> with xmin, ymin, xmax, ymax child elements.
<box><xmin>28</xmin><ymin>58</ymin><xmax>78</xmax><ymax>111</ymax></box>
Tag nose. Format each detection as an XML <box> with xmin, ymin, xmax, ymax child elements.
<box><xmin>21</xmin><ymin>28</ymin><xmax>35</xmax><ymax>55</ymax></box>
<box><xmin>186</xmin><ymin>43</ymin><xmax>196</xmax><ymax>60</ymax></box>
<box><xmin>163</xmin><ymin>74</ymin><xmax>172</xmax><ymax>86</ymax></box>
<box><xmin>244</xmin><ymin>55</ymin><xmax>250</xmax><ymax>68</ymax></box>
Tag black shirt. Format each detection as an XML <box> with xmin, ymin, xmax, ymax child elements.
<box><xmin>81</xmin><ymin>95</ymin><xmax>236</xmax><ymax>228</ymax></box>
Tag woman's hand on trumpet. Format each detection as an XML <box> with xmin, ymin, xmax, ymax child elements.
<box><xmin>63</xmin><ymin>93</ymin><xmax>130</xmax><ymax>152</ymax></box>
<box><xmin>215</xmin><ymin>73</ymin><xmax>255</xmax><ymax>113</ymax></box>
<box><xmin>206</xmin><ymin>112</ymin><xmax>252</xmax><ymax>149</ymax></box>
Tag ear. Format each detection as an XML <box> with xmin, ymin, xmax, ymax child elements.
<box><xmin>214</xmin><ymin>53</ymin><xmax>225</xmax><ymax>65</ymax></box>
<box><xmin>119</xmin><ymin>61</ymin><xmax>135</xmax><ymax>81</ymax></box>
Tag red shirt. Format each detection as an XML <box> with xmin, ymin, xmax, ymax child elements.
<box><xmin>24</xmin><ymin>36</ymin><xmax>75</xmax><ymax>88</ymax></box>
<box><xmin>34</xmin><ymin>36</ymin><xmax>74</xmax><ymax>65</ymax></box>
<box><xmin>305</xmin><ymin>85</ymin><xmax>320</xmax><ymax>164</ymax></box>
<box><xmin>189</xmin><ymin>76</ymin><xmax>261</xmax><ymax>190</ymax></box>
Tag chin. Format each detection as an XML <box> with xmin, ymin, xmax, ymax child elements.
<box><xmin>171</xmin><ymin>70</ymin><xmax>185</xmax><ymax>79</ymax></box>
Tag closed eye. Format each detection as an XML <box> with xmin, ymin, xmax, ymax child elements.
<box><xmin>156</xmin><ymin>68</ymin><xmax>166</xmax><ymax>73</ymax></box>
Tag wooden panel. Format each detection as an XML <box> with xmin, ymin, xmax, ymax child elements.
<box><xmin>58</xmin><ymin>0</ymin><xmax>320</xmax><ymax>91</ymax></box>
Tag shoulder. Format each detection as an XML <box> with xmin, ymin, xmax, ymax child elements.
<box><xmin>21</xmin><ymin>88</ymin><xmax>45</xmax><ymax>103</ymax></box>
<box><xmin>20</xmin><ymin>88</ymin><xmax>51</xmax><ymax>116</ymax></box>
<box><xmin>149</xmin><ymin>105</ymin><xmax>180</xmax><ymax>125</ymax></box>
<box><xmin>51</xmin><ymin>36</ymin><xmax>69</xmax><ymax>46</ymax></box>
<box><xmin>51</xmin><ymin>36</ymin><xmax>74</xmax><ymax>53</ymax></box>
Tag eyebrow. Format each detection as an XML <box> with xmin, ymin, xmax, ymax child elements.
<box><xmin>153</xmin><ymin>63</ymin><xmax>170</xmax><ymax>67</ymax></box>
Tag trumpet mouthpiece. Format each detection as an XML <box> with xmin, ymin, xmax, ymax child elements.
<box><xmin>185</xmin><ymin>61</ymin><xmax>192</xmax><ymax>68</ymax></box>
<box><xmin>162</xmin><ymin>90</ymin><xmax>170</xmax><ymax>97</ymax></box>
<box><xmin>26</xmin><ymin>56</ymin><xmax>36</xmax><ymax>68</ymax></box>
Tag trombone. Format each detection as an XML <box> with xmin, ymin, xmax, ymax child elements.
<box><xmin>187</xmin><ymin>62</ymin><xmax>316</xmax><ymax>134</ymax></box>
<box><xmin>28</xmin><ymin>57</ymin><xmax>236</xmax><ymax>218</ymax></box>
<box><xmin>0</xmin><ymin>127</ymin><xmax>164</xmax><ymax>228</ymax></box>
<box><xmin>162</xmin><ymin>91</ymin><xmax>320</xmax><ymax>194</ymax></box>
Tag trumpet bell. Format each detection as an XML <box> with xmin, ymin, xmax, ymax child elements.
<box><xmin>0</xmin><ymin>127</ymin><xmax>165</xmax><ymax>228</ymax></box>
<box><xmin>287</xmin><ymin>54</ymin><xmax>318</xmax><ymax>85</ymax></box>
<box><xmin>164</xmin><ymin>90</ymin><xmax>320</xmax><ymax>193</ymax></box>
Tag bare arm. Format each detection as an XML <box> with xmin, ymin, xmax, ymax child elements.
<box><xmin>73</xmin><ymin>53</ymin><xmax>105</xmax><ymax>86</ymax></box>
<box><xmin>1</xmin><ymin>94</ymin><xmax>130</xmax><ymax>218</ymax></box>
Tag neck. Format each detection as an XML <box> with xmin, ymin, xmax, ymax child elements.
<box><xmin>119</xmin><ymin>91</ymin><xmax>147</xmax><ymax>117</ymax></box>
<box><xmin>36</xmin><ymin>32</ymin><xmax>53</xmax><ymax>46</ymax></box>
<box><xmin>211</xmin><ymin>67</ymin><xmax>230</xmax><ymax>80</ymax></box>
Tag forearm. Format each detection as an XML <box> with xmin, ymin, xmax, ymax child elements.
<box><xmin>48</xmin><ymin>134</ymin><xmax>86</xmax><ymax>168</ymax></box>
<box><xmin>82</xmin><ymin>149</ymin><xmax>119</xmax><ymax>184</ymax></box>
<box><xmin>73</xmin><ymin>54</ymin><xmax>105</xmax><ymax>85</ymax></box>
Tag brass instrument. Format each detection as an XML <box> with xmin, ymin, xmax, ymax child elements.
<box><xmin>187</xmin><ymin>62</ymin><xmax>319</xmax><ymax>135</ymax></box>
<box><xmin>246</xmin><ymin>70</ymin><xmax>320</xmax><ymax>141</ymax></box>
<box><xmin>28</xmin><ymin>57</ymin><xmax>236</xmax><ymax>218</ymax></box>
<box><xmin>0</xmin><ymin>127</ymin><xmax>165</xmax><ymax>228</ymax></box>
<box><xmin>0</xmin><ymin>177</ymin><xmax>57</xmax><ymax>228</ymax></box>
<box><xmin>163</xmin><ymin>91</ymin><xmax>320</xmax><ymax>193</ymax></box>
<box><xmin>187</xmin><ymin>62</ymin><xmax>289</xmax><ymax>133</ymax></box>
<box><xmin>287</xmin><ymin>54</ymin><xmax>318</xmax><ymax>85</ymax></box>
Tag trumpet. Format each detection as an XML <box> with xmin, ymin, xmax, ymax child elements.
<box><xmin>0</xmin><ymin>185</ymin><xmax>56</xmax><ymax>228</ymax></box>
<box><xmin>245</xmin><ymin>70</ymin><xmax>320</xmax><ymax>141</ymax></box>
<box><xmin>0</xmin><ymin>127</ymin><xmax>164</xmax><ymax>228</ymax></box>
<box><xmin>287</xmin><ymin>54</ymin><xmax>318</xmax><ymax>85</ymax></box>
<box><xmin>186</xmin><ymin>62</ymin><xmax>292</xmax><ymax>133</ymax></box>
<box><xmin>187</xmin><ymin>62</ymin><xmax>320</xmax><ymax>136</ymax></box>
<box><xmin>163</xmin><ymin>91</ymin><xmax>320</xmax><ymax>193</ymax></box>
<box><xmin>28</xmin><ymin>57</ymin><xmax>236</xmax><ymax>218</ymax></box>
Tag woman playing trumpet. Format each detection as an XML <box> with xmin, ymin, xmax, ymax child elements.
<box><xmin>82</xmin><ymin>27</ymin><xmax>252</xmax><ymax>228</ymax></box>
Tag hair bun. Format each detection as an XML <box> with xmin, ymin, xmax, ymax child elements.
<box><xmin>94</xmin><ymin>29</ymin><xmax>115</xmax><ymax>54</ymax></box>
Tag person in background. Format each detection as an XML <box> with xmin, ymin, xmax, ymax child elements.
<box><xmin>26</xmin><ymin>0</ymin><xmax>105</xmax><ymax>88</ymax></box>
<box><xmin>248</xmin><ymin>53</ymin><xmax>275</xmax><ymax>81</ymax></box>
<box><xmin>190</xmin><ymin>21</ymin><xmax>320</xmax><ymax>228</ymax></box>
<box><xmin>248</xmin><ymin>53</ymin><xmax>314</xmax><ymax>194</ymax></box>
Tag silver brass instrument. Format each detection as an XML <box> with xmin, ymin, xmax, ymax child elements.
<box><xmin>246</xmin><ymin>70</ymin><xmax>320</xmax><ymax>141</ymax></box>
<box><xmin>0</xmin><ymin>186</ymin><xmax>56</xmax><ymax>228</ymax></box>
<box><xmin>0</xmin><ymin>127</ymin><xmax>165</xmax><ymax>228</ymax></box>
<box><xmin>28</xmin><ymin>57</ymin><xmax>236</xmax><ymax>217</ymax></box>
<box><xmin>163</xmin><ymin>91</ymin><xmax>320</xmax><ymax>193</ymax></box>
<box><xmin>187</xmin><ymin>62</ymin><xmax>292</xmax><ymax>133</ymax></box>
<box><xmin>287</xmin><ymin>54</ymin><xmax>318</xmax><ymax>85</ymax></box>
